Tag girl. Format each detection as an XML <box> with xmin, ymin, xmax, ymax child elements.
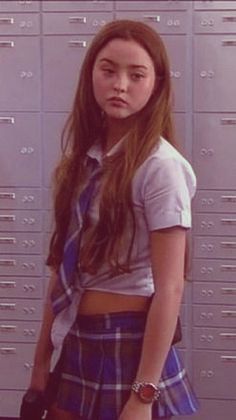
<box><xmin>29</xmin><ymin>20</ymin><xmax>199</xmax><ymax>420</ymax></box>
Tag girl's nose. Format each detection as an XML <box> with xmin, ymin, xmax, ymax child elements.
<box><xmin>113</xmin><ymin>75</ymin><xmax>128</xmax><ymax>93</ymax></box>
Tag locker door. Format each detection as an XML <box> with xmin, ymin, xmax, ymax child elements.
<box><xmin>42</xmin><ymin>113</ymin><xmax>68</xmax><ymax>187</ymax></box>
<box><xmin>0</xmin><ymin>1</ymin><xmax>40</xmax><ymax>12</ymax></box>
<box><xmin>193</xmin><ymin>114</ymin><xmax>236</xmax><ymax>189</ymax></box>
<box><xmin>193</xmin><ymin>350</ymin><xmax>236</xmax><ymax>399</ymax></box>
<box><xmin>0</xmin><ymin>113</ymin><xmax>41</xmax><ymax>186</ymax></box>
<box><xmin>0</xmin><ymin>37</ymin><xmax>40</xmax><ymax>111</ymax></box>
<box><xmin>43</xmin><ymin>35</ymin><xmax>92</xmax><ymax>111</ymax></box>
<box><xmin>163</xmin><ymin>35</ymin><xmax>187</xmax><ymax>111</ymax></box>
<box><xmin>193</xmin><ymin>213</ymin><xmax>236</xmax><ymax>236</ymax></box>
<box><xmin>42</xmin><ymin>0</ymin><xmax>113</xmax><ymax>12</ymax></box>
<box><xmin>115</xmin><ymin>1</ymin><xmax>189</xmax><ymax>11</ymax></box>
<box><xmin>194</xmin><ymin>1</ymin><xmax>236</xmax><ymax>10</ymax></box>
<box><xmin>194</xmin><ymin>35</ymin><xmax>236</xmax><ymax>111</ymax></box>
<box><xmin>193</xmin><ymin>190</ymin><xmax>236</xmax><ymax>213</ymax></box>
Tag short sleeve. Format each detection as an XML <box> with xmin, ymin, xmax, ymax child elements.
<box><xmin>141</xmin><ymin>156</ymin><xmax>196</xmax><ymax>231</ymax></box>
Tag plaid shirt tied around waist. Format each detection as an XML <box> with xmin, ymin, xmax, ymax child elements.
<box><xmin>50</xmin><ymin>157</ymin><xmax>100</xmax><ymax>348</ymax></box>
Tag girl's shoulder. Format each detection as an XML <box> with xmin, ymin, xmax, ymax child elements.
<box><xmin>134</xmin><ymin>137</ymin><xmax>197</xmax><ymax>199</ymax></box>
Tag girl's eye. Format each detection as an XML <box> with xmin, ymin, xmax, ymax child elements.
<box><xmin>131</xmin><ymin>73</ymin><xmax>145</xmax><ymax>81</ymax></box>
<box><xmin>102</xmin><ymin>68</ymin><xmax>114</xmax><ymax>75</ymax></box>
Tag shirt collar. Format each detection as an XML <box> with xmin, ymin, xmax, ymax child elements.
<box><xmin>87</xmin><ymin>137</ymin><xmax>125</xmax><ymax>166</ymax></box>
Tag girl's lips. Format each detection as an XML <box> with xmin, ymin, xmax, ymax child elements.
<box><xmin>108</xmin><ymin>96</ymin><xmax>128</xmax><ymax>105</ymax></box>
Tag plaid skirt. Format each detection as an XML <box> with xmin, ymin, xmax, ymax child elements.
<box><xmin>54</xmin><ymin>311</ymin><xmax>199</xmax><ymax>419</ymax></box>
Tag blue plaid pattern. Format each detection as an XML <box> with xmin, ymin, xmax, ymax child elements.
<box><xmin>51</xmin><ymin>157</ymin><xmax>100</xmax><ymax>315</ymax></box>
<box><xmin>55</xmin><ymin>312</ymin><xmax>199</xmax><ymax>419</ymax></box>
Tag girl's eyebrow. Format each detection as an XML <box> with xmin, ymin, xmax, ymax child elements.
<box><xmin>98</xmin><ymin>58</ymin><xmax>149</xmax><ymax>70</ymax></box>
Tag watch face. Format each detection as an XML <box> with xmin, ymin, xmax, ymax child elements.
<box><xmin>140</xmin><ymin>384</ymin><xmax>156</xmax><ymax>403</ymax></box>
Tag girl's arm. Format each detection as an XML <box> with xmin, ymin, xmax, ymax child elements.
<box><xmin>119</xmin><ymin>226</ymin><xmax>186</xmax><ymax>420</ymax></box>
<box><xmin>29</xmin><ymin>271</ymin><xmax>58</xmax><ymax>391</ymax></box>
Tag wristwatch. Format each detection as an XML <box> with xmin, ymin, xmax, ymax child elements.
<box><xmin>131</xmin><ymin>381</ymin><xmax>161</xmax><ymax>404</ymax></box>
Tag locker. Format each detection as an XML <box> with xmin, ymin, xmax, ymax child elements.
<box><xmin>0</xmin><ymin>343</ymin><xmax>35</xmax><ymax>389</ymax></box>
<box><xmin>42</xmin><ymin>36</ymin><xmax>92</xmax><ymax>111</ymax></box>
<box><xmin>193</xmin><ymin>113</ymin><xmax>236</xmax><ymax>188</ymax></box>
<box><xmin>194</xmin><ymin>1</ymin><xmax>236</xmax><ymax>11</ymax></box>
<box><xmin>192</xmin><ymin>258</ymin><xmax>236</xmax><ymax>282</ymax></box>
<box><xmin>0</xmin><ymin>299</ymin><xmax>43</xmax><ymax>321</ymax></box>
<box><xmin>43</xmin><ymin>188</ymin><xmax>53</xmax><ymax>210</ymax></box>
<box><xmin>0</xmin><ymin>13</ymin><xmax>40</xmax><ymax>35</ymax></box>
<box><xmin>115</xmin><ymin>1</ymin><xmax>189</xmax><ymax>11</ymax></box>
<box><xmin>194</xmin><ymin>11</ymin><xmax>236</xmax><ymax>33</ymax></box>
<box><xmin>0</xmin><ymin>232</ymin><xmax>43</xmax><ymax>254</ymax></box>
<box><xmin>193</xmin><ymin>350</ymin><xmax>236</xmax><ymax>399</ymax></box>
<box><xmin>0</xmin><ymin>210</ymin><xmax>42</xmax><ymax>232</ymax></box>
<box><xmin>0</xmin><ymin>113</ymin><xmax>41</xmax><ymax>186</ymax></box>
<box><xmin>43</xmin><ymin>210</ymin><xmax>54</xmax><ymax>233</ymax></box>
<box><xmin>0</xmin><ymin>277</ymin><xmax>43</xmax><ymax>299</ymax></box>
<box><xmin>0</xmin><ymin>1</ymin><xmax>40</xmax><ymax>13</ymax></box>
<box><xmin>193</xmin><ymin>304</ymin><xmax>236</xmax><ymax>328</ymax></box>
<box><xmin>193</xmin><ymin>327</ymin><xmax>236</xmax><ymax>350</ymax></box>
<box><xmin>194</xmin><ymin>35</ymin><xmax>236</xmax><ymax>111</ymax></box>
<box><xmin>115</xmin><ymin>11</ymin><xmax>190</xmax><ymax>34</ymax></box>
<box><xmin>193</xmin><ymin>213</ymin><xmax>236</xmax><ymax>236</ymax></box>
<box><xmin>0</xmin><ymin>37</ymin><xmax>41</xmax><ymax>111</ymax></box>
<box><xmin>42</xmin><ymin>113</ymin><xmax>68</xmax><ymax>185</ymax></box>
<box><xmin>42</xmin><ymin>11</ymin><xmax>113</xmax><ymax>35</ymax></box>
<box><xmin>162</xmin><ymin>35</ymin><xmax>188</xmax><ymax>111</ymax></box>
<box><xmin>0</xmin><ymin>320</ymin><xmax>41</xmax><ymax>343</ymax></box>
<box><xmin>189</xmin><ymin>399</ymin><xmax>236</xmax><ymax>420</ymax></box>
<box><xmin>0</xmin><ymin>390</ymin><xmax>24</xmax><ymax>418</ymax></box>
<box><xmin>42</xmin><ymin>0</ymin><xmax>114</xmax><ymax>12</ymax></box>
<box><xmin>193</xmin><ymin>281</ymin><xmax>236</xmax><ymax>305</ymax></box>
<box><xmin>193</xmin><ymin>190</ymin><xmax>236</xmax><ymax>213</ymax></box>
<box><xmin>194</xmin><ymin>236</ymin><xmax>236</xmax><ymax>259</ymax></box>
<box><xmin>173</xmin><ymin>113</ymin><xmax>186</xmax><ymax>149</ymax></box>
<box><xmin>0</xmin><ymin>255</ymin><xmax>43</xmax><ymax>276</ymax></box>
<box><xmin>0</xmin><ymin>187</ymin><xmax>42</xmax><ymax>210</ymax></box>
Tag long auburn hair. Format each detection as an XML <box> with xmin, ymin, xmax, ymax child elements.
<box><xmin>47</xmin><ymin>19</ymin><xmax>178</xmax><ymax>274</ymax></box>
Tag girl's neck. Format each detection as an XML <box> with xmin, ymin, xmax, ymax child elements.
<box><xmin>104</xmin><ymin>117</ymin><xmax>132</xmax><ymax>153</ymax></box>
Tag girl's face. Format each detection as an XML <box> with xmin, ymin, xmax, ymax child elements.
<box><xmin>92</xmin><ymin>38</ymin><xmax>156</xmax><ymax>123</ymax></box>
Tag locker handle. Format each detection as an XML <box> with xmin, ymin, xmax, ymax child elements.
<box><xmin>221</xmin><ymin>310</ymin><xmax>236</xmax><ymax>317</ymax></box>
<box><xmin>0</xmin><ymin>117</ymin><xmax>15</xmax><ymax>124</ymax></box>
<box><xmin>222</xmin><ymin>40</ymin><xmax>236</xmax><ymax>47</ymax></box>
<box><xmin>220</xmin><ymin>264</ymin><xmax>236</xmax><ymax>271</ymax></box>
<box><xmin>222</xmin><ymin>16</ymin><xmax>236</xmax><ymax>23</ymax></box>
<box><xmin>220</xmin><ymin>241</ymin><xmax>236</xmax><ymax>249</ymax></box>
<box><xmin>221</xmin><ymin>195</ymin><xmax>236</xmax><ymax>202</ymax></box>
<box><xmin>221</xmin><ymin>218</ymin><xmax>236</xmax><ymax>225</ymax></box>
<box><xmin>0</xmin><ymin>41</ymin><xmax>14</xmax><ymax>48</ymax></box>
<box><xmin>220</xmin><ymin>333</ymin><xmax>236</xmax><ymax>339</ymax></box>
<box><xmin>221</xmin><ymin>287</ymin><xmax>236</xmax><ymax>295</ymax></box>
<box><xmin>0</xmin><ymin>237</ymin><xmax>16</xmax><ymax>245</ymax></box>
<box><xmin>69</xmin><ymin>16</ymin><xmax>87</xmax><ymax>24</ymax></box>
<box><xmin>68</xmin><ymin>40</ymin><xmax>87</xmax><ymax>48</ymax></box>
<box><xmin>0</xmin><ymin>259</ymin><xmax>16</xmax><ymax>267</ymax></box>
<box><xmin>221</xmin><ymin>355</ymin><xmax>236</xmax><ymax>362</ymax></box>
<box><xmin>0</xmin><ymin>347</ymin><xmax>16</xmax><ymax>354</ymax></box>
<box><xmin>144</xmin><ymin>15</ymin><xmax>161</xmax><ymax>23</ymax></box>
<box><xmin>0</xmin><ymin>18</ymin><xmax>14</xmax><ymax>25</ymax></box>
<box><xmin>0</xmin><ymin>192</ymin><xmax>15</xmax><ymax>200</ymax></box>
<box><xmin>0</xmin><ymin>214</ymin><xmax>16</xmax><ymax>222</ymax></box>
<box><xmin>0</xmin><ymin>303</ymin><xmax>16</xmax><ymax>310</ymax></box>
<box><xmin>0</xmin><ymin>324</ymin><xmax>16</xmax><ymax>332</ymax></box>
<box><xmin>221</xmin><ymin>118</ymin><xmax>236</xmax><ymax>125</ymax></box>
<box><xmin>0</xmin><ymin>281</ymin><xmax>16</xmax><ymax>288</ymax></box>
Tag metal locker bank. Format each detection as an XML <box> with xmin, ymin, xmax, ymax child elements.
<box><xmin>0</xmin><ymin>1</ymin><xmax>236</xmax><ymax>419</ymax></box>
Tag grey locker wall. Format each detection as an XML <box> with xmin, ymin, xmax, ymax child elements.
<box><xmin>0</xmin><ymin>1</ymin><xmax>235</xmax><ymax>419</ymax></box>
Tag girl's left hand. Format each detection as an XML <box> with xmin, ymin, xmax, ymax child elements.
<box><xmin>118</xmin><ymin>397</ymin><xmax>152</xmax><ymax>420</ymax></box>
